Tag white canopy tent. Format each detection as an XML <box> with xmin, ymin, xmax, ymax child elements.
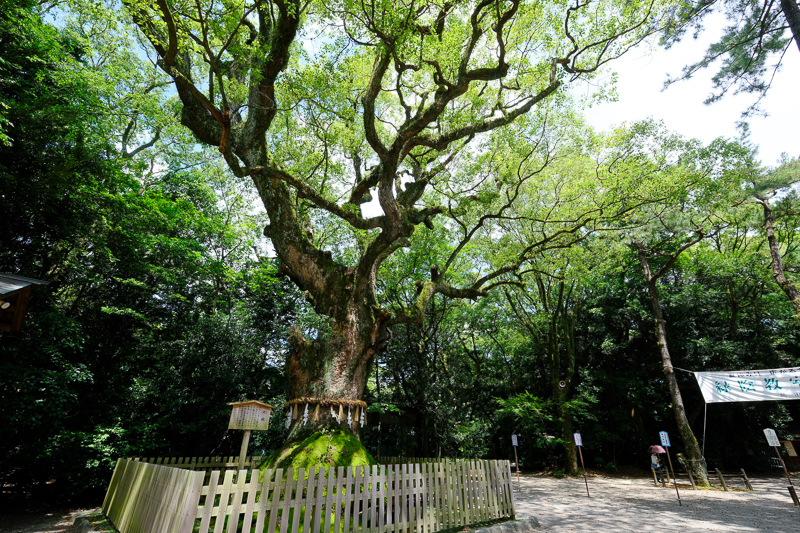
<box><xmin>692</xmin><ymin>367</ymin><xmax>800</xmax><ymax>458</ymax></box>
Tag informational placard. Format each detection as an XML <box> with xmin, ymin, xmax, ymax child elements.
<box><xmin>659</xmin><ymin>431</ymin><xmax>671</xmax><ymax>447</ymax></box>
<box><xmin>694</xmin><ymin>367</ymin><xmax>800</xmax><ymax>403</ymax></box>
<box><xmin>573</xmin><ymin>432</ymin><xmax>583</xmax><ymax>447</ymax></box>
<box><xmin>510</xmin><ymin>433</ymin><xmax>520</xmax><ymax>491</ymax></box>
<box><xmin>764</xmin><ymin>428</ymin><xmax>780</xmax><ymax>447</ymax></box>
<box><xmin>228</xmin><ymin>401</ymin><xmax>273</xmax><ymax>431</ymax></box>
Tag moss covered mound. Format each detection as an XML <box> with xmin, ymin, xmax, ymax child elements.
<box><xmin>262</xmin><ymin>428</ymin><xmax>376</xmax><ymax>470</ymax></box>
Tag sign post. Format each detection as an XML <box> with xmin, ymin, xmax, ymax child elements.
<box><xmin>765</xmin><ymin>428</ymin><xmax>799</xmax><ymax>506</ymax></box>
<box><xmin>659</xmin><ymin>431</ymin><xmax>681</xmax><ymax>506</ymax></box>
<box><xmin>511</xmin><ymin>434</ymin><xmax>520</xmax><ymax>492</ymax></box>
<box><xmin>228</xmin><ymin>401</ymin><xmax>274</xmax><ymax>471</ymax></box>
<box><xmin>574</xmin><ymin>432</ymin><xmax>589</xmax><ymax>497</ymax></box>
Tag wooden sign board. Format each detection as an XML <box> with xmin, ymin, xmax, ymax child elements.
<box><xmin>764</xmin><ymin>428</ymin><xmax>780</xmax><ymax>447</ymax></box>
<box><xmin>228</xmin><ymin>401</ymin><xmax>273</xmax><ymax>431</ymax></box>
<box><xmin>784</xmin><ymin>441</ymin><xmax>798</xmax><ymax>457</ymax></box>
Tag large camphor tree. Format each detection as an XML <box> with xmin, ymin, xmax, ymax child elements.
<box><xmin>122</xmin><ymin>0</ymin><xmax>677</xmax><ymax>466</ymax></box>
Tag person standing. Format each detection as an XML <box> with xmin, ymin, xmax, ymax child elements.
<box><xmin>651</xmin><ymin>452</ymin><xmax>663</xmax><ymax>483</ymax></box>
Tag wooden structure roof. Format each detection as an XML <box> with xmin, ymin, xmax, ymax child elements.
<box><xmin>0</xmin><ymin>273</ymin><xmax>49</xmax><ymax>332</ymax></box>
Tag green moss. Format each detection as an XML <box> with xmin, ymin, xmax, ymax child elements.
<box><xmin>261</xmin><ymin>428</ymin><xmax>376</xmax><ymax>470</ymax></box>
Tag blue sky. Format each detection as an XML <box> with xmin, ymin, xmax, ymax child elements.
<box><xmin>583</xmin><ymin>12</ymin><xmax>800</xmax><ymax>167</ymax></box>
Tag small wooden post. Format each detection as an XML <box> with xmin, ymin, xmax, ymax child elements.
<box><xmin>511</xmin><ymin>434</ymin><xmax>520</xmax><ymax>492</ymax></box>
<box><xmin>789</xmin><ymin>486</ymin><xmax>800</xmax><ymax>506</ymax></box>
<box><xmin>664</xmin><ymin>448</ymin><xmax>681</xmax><ymax>506</ymax></box>
<box><xmin>238</xmin><ymin>429</ymin><xmax>251</xmax><ymax>471</ymax></box>
<box><xmin>573</xmin><ymin>432</ymin><xmax>589</xmax><ymax>497</ymax></box>
<box><xmin>686</xmin><ymin>468</ymin><xmax>696</xmax><ymax>490</ymax></box>
<box><xmin>715</xmin><ymin>468</ymin><xmax>728</xmax><ymax>491</ymax></box>
<box><xmin>577</xmin><ymin>446</ymin><xmax>590</xmax><ymax>498</ymax></box>
<box><xmin>740</xmin><ymin>468</ymin><xmax>753</xmax><ymax>491</ymax></box>
<box><xmin>774</xmin><ymin>445</ymin><xmax>795</xmax><ymax>488</ymax></box>
<box><xmin>771</xmin><ymin>445</ymin><xmax>800</xmax><ymax>506</ymax></box>
<box><xmin>651</xmin><ymin>467</ymin><xmax>659</xmax><ymax>486</ymax></box>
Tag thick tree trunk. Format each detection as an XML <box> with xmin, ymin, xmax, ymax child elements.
<box><xmin>761</xmin><ymin>199</ymin><xmax>800</xmax><ymax>318</ymax></box>
<box><xmin>780</xmin><ymin>0</ymin><xmax>800</xmax><ymax>54</ymax></box>
<box><xmin>264</xmin><ymin>300</ymin><xmax>390</xmax><ymax>468</ymax></box>
<box><xmin>637</xmin><ymin>248</ymin><xmax>709</xmax><ymax>485</ymax></box>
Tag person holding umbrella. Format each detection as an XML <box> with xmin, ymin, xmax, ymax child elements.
<box><xmin>649</xmin><ymin>445</ymin><xmax>666</xmax><ymax>484</ymax></box>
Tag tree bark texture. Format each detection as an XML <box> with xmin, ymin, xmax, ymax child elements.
<box><xmin>637</xmin><ymin>245</ymin><xmax>709</xmax><ymax>484</ymax></box>
<box><xmin>780</xmin><ymin>0</ymin><xmax>800</xmax><ymax>54</ymax></box>
<box><xmin>284</xmin><ymin>303</ymin><xmax>391</xmax><ymax>442</ymax></box>
<box><xmin>760</xmin><ymin>198</ymin><xmax>800</xmax><ymax>318</ymax></box>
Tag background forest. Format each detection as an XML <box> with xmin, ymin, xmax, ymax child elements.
<box><xmin>2</xmin><ymin>0</ymin><xmax>800</xmax><ymax>506</ymax></box>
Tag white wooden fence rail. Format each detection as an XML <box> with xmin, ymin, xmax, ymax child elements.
<box><xmin>376</xmin><ymin>458</ymin><xmax>457</xmax><ymax>465</ymax></box>
<box><xmin>103</xmin><ymin>458</ymin><xmax>515</xmax><ymax>533</ymax></box>
<box><xmin>103</xmin><ymin>458</ymin><xmax>204</xmax><ymax>533</ymax></box>
<box><xmin>133</xmin><ymin>456</ymin><xmax>264</xmax><ymax>471</ymax></box>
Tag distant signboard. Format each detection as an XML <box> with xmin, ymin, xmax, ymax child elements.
<box><xmin>573</xmin><ymin>433</ymin><xmax>583</xmax><ymax>447</ymax></box>
<box><xmin>784</xmin><ymin>441</ymin><xmax>797</xmax><ymax>457</ymax></box>
<box><xmin>659</xmin><ymin>431</ymin><xmax>671</xmax><ymax>447</ymax></box>
<box><xmin>511</xmin><ymin>434</ymin><xmax>518</xmax><ymax>447</ymax></box>
<box><xmin>764</xmin><ymin>428</ymin><xmax>780</xmax><ymax>447</ymax></box>
<box><xmin>228</xmin><ymin>401</ymin><xmax>273</xmax><ymax>431</ymax></box>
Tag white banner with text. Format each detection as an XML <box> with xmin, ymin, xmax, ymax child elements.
<box><xmin>694</xmin><ymin>367</ymin><xmax>800</xmax><ymax>403</ymax></box>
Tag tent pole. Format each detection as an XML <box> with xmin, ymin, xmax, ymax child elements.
<box><xmin>702</xmin><ymin>401</ymin><xmax>707</xmax><ymax>459</ymax></box>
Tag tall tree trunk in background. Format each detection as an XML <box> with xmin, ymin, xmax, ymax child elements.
<box><xmin>557</xmin><ymin>293</ymin><xmax>578</xmax><ymax>476</ymax></box>
<box><xmin>636</xmin><ymin>243</ymin><xmax>709</xmax><ymax>485</ymax></box>
<box><xmin>759</xmin><ymin>198</ymin><xmax>800</xmax><ymax>318</ymax></box>
<box><xmin>780</xmin><ymin>0</ymin><xmax>800</xmax><ymax>53</ymax></box>
<box><xmin>507</xmin><ymin>278</ymin><xmax>578</xmax><ymax>476</ymax></box>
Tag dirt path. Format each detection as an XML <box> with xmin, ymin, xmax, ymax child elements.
<box><xmin>0</xmin><ymin>508</ymin><xmax>85</xmax><ymax>533</ymax></box>
<box><xmin>514</xmin><ymin>474</ymin><xmax>800</xmax><ymax>532</ymax></box>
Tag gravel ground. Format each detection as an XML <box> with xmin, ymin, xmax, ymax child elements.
<box><xmin>3</xmin><ymin>474</ymin><xmax>800</xmax><ymax>532</ymax></box>
<box><xmin>514</xmin><ymin>473</ymin><xmax>800</xmax><ymax>532</ymax></box>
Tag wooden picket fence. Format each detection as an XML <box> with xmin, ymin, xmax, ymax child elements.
<box><xmin>103</xmin><ymin>457</ymin><xmax>515</xmax><ymax>533</ymax></box>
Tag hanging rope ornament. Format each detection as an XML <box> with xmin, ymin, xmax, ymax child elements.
<box><xmin>283</xmin><ymin>398</ymin><xmax>368</xmax><ymax>426</ymax></box>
